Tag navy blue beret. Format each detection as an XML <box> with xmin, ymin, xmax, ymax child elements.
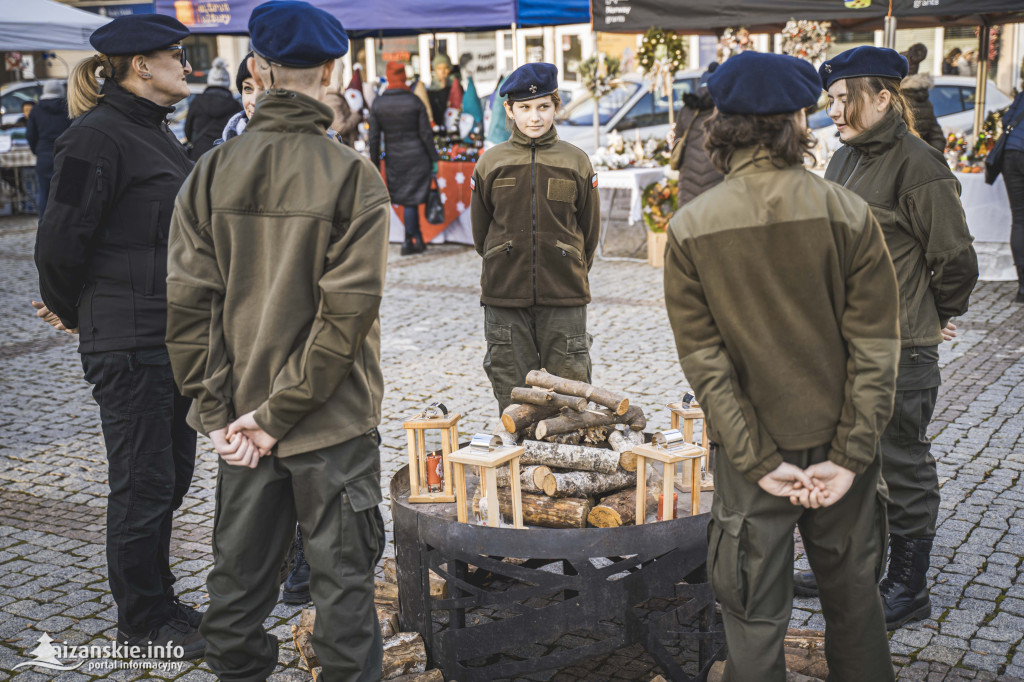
<box><xmin>499</xmin><ymin>63</ymin><xmax>558</xmax><ymax>102</ymax></box>
<box><xmin>819</xmin><ymin>46</ymin><xmax>909</xmax><ymax>90</ymax></box>
<box><xmin>249</xmin><ymin>0</ymin><xmax>349</xmax><ymax>68</ymax></box>
<box><xmin>706</xmin><ymin>52</ymin><xmax>822</xmax><ymax>115</ymax></box>
<box><xmin>89</xmin><ymin>15</ymin><xmax>189</xmax><ymax>56</ymax></box>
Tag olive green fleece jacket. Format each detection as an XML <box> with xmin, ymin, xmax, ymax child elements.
<box><xmin>826</xmin><ymin>108</ymin><xmax>978</xmax><ymax>347</ymax></box>
<box><xmin>471</xmin><ymin>125</ymin><xmax>600</xmax><ymax>307</ymax></box>
<box><xmin>166</xmin><ymin>89</ymin><xmax>391</xmax><ymax>457</ymax></box>
<box><xmin>665</xmin><ymin>148</ymin><xmax>900</xmax><ymax>484</ymax></box>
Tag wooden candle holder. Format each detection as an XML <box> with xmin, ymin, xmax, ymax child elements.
<box><xmin>449</xmin><ymin>437</ymin><xmax>525</xmax><ymax>529</ymax></box>
<box><xmin>667</xmin><ymin>399</ymin><xmax>714</xmax><ymax>492</ymax></box>
<box><xmin>631</xmin><ymin>438</ymin><xmax>704</xmax><ymax>523</ymax></box>
<box><xmin>403</xmin><ymin>406</ymin><xmax>460</xmax><ymax>504</ymax></box>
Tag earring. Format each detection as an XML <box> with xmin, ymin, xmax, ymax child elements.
<box><xmin>142</xmin><ymin>73</ymin><xmax>152</xmax><ymax>79</ymax></box>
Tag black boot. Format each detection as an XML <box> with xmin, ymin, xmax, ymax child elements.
<box><xmin>411</xmin><ymin>229</ymin><xmax>427</xmax><ymax>253</ymax></box>
<box><xmin>282</xmin><ymin>527</ymin><xmax>311</xmax><ymax>605</ymax></box>
<box><xmin>401</xmin><ymin>238</ymin><xmax>417</xmax><ymax>256</ymax></box>
<box><xmin>880</xmin><ymin>535</ymin><xmax>932</xmax><ymax>630</ymax></box>
<box><xmin>1016</xmin><ymin>265</ymin><xmax>1024</xmax><ymax>303</ymax></box>
<box><xmin>793</xmin><ymin>570</ymin><xmax>819</xmax><ymax>597</ymax></box>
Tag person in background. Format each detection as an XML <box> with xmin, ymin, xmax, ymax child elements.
<box><xmin>668</xmin><ymin>62</ymin><xmax>723</xmax><ymax>206</ymax></box>
<box><xmin>184</xmin><ymin>56</ymin><xmax>241</xmax><ymax>159</ymax></box>
<box><xmin>794</xmin><ymin>47</ymin><xmax>979</xmax><ymax>631</ymax></box>
<box><xmin>942</xmin><ymin>47</ymin><xmax>962</xmax><ymax>75</ymax></box>
<box><xmin>470</xmin><ymin>63</ymin><xmax>600</xmax><ymax>416</ymax></box>
<box><xmin>166</xmin><ymin>2</ymin><xmax>389</xmax><ymax>678</ymax></box>
<box><xmin>427</xmin><ymin>52</ymin><xmax>454</xmax><ymax>125</ymax></box>
<box><xmin>17</xmin><ymin>100</ymin><xmax>34</xmax><ymax>126</ymax></box>
<box><xmin>665</xmin><ymin>50</ymin><xmax>899</xmax><ymax>682</ymax></box>
<box><xmin>323</xmin><ymin>82</ymin><xmax>362</xmax><ymax>146</ymax></box>
<box><xmin>999</xmin><ymin>76</ymin><xmax>1024</xmax><ymax>303</ymax></box>
<box><xmin>33</xmin><ymin>13</ymin><xmax>203</xmax><ymax>659</ymax></box>
<box><xmin>26</xmin><ymin>80</ymin><xmax>72</xmax><ymax>216</ymax></box>
<box><xmin>220</xmin><ymin>52</ymin><xmax>257</xmax><ymax>142</ymax></box>
<box><xmin>368</xmin><ymin>61</ymin><xmax>437</xmax><ymax>255</ymax></box>
<box><xmin>902</xmin><ymin>42</ymin><xmax>927</xmax><ymax>76</ymax></box>
<box><xmin>902</xmin><ymin>74</ymin><xmax>946</xmax><ymax>152</ymax></box>
<box><xmin>955</xmin><ymin>49</ymin><xmax>977</xmax><ymax>77</ymax></box>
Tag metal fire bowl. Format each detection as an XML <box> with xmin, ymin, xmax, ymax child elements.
<box><xmin>390</xmin><ymin>464</ymin><xmax>725</xmax><ymax>682</ymax></box>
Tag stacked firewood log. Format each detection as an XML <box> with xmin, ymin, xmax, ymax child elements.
<box><xmin>476</xmin><ymin>370</ymin><xmax>664</xmax><ymax>528</ymax></box>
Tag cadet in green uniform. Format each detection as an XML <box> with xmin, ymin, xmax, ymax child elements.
<box><xmin>165</xmin><ymin>3</ymin><xmax>389</xmax><ymax>680</ymax></box>
<box><xmin>794</xmin><ymin>47</ymin><xmax>979</xmax><ymax>630</ymax></box>
<box><xmin>664</xmin><ymin>52</ymin><xmax>900</xmax><ymax>681</ymax></box>
<box><xmin>470</xmin><ymin>63</ymin><xmax>600</xmax><ymax>414</ymax></box>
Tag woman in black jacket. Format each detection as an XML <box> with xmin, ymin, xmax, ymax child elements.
<box><xmin>33</xmin><ymin>14</ymin><xmax>207</xmax><ymax>659</ymax></box>
<box><xmin>669</xmin><ymin>63</ymin><xmax>723</xmax><ymax>205</ymax></box>
<box><xmin>184</xmin><ymin>56</ymin><xmax>241</xmax><ymax>159</ymax></box>
<box><xmin>368</xmin><ymin>61</ymin><xmax>438</xmax><ymax>255</ymax></box>
<box><xmin>25</xmin><ymin>80</ymin><xmax>71</xmax><ymax>216</ymax></box>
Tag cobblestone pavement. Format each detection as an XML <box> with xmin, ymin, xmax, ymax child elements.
<box><xmin>2</xmin><ymin>212</ymin><xmax>1024</xmax><ymax>681</ymax></box>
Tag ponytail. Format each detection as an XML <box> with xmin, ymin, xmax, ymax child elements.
<box><xmin>67</xmin><ymin>53</ymin><xmax>133</xmax><ymax>118</ymax></box>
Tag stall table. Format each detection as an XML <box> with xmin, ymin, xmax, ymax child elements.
<box><xmin>597</xmin><ymin>166</ymin><xmax>666</xmax><ymax>261</ymax></box>
<box><xmin>0</xmin><ymin>148</ymin><xmax>38</xmax><ymax>215</ymax></box>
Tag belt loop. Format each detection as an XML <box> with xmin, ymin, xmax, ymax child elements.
<box><xmin>910</xmin><ymin>347</ymin><xmax>919</xmax><ymax>361</ymax></box>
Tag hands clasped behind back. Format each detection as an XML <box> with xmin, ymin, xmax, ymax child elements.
<box><xmin>211</xmin><ymin>411</ymin><xmax>280</xmax><ymax>468</ymax></box>
<box><xmin>758</xmin><ymin>460</ymin><xmax>856</xmax><ymax>509</ymax></box>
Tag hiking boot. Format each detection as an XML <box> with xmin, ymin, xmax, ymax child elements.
<box><xmin>881</xmin><ymin>535</ymin><xmax>932</xmax><ymax>630</ymax></box>
<box><xmin>168</xmin><ymin>595</ymin><xmax>204</xmax><ymax>630</ymax></box>
<box><xmin>117</xmin><ymin>617</ymin><xmax>206</xmax><ymax>660</ymax></box>
<box><xmin>400</xmin><ymin>239</ymin><xmax>417</xmax><ymax>256</ymax></box>
<box><xmin>793</xmin><ymin>570</ymin><xmax>819</xmax><ymax>598</ymax></box>
<box><xmin>282</xmin><ymin>528</ymin><xmax>311</xmax><ymax>605</ymax></box>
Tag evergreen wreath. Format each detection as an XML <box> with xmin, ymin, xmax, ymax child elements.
<box><xmin>642</xmin><ymin>179</ymin><xmax>678</xmax><ymax>233</ymax></box>
<box><xmin>638</xmin><ymin>28</ymin><xmax>686</xmax><ymax>77</ymax></box>
<box><xmin>780</xmin><ymin>20</ymin><xmax>832</xmax><ymax>62</ymax></box>
<box><xmin>580</xmin><ymin>54</ymin><xmax>621</xmax><ymax>99</ymax></box>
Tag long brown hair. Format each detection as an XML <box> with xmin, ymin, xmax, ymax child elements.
<box><xmin>68</xmin><ymin>54</ymin><xmax>134</xmax><ymax>118</ymax></box>
<box><xmin>703</xmin><ymin>111</ymin><xmax>815</xmax><ymax>174</ymax></box>
<box><xmin>842</xmin><ymin>76</ymin><xmax>916</xmax><ymax>136</ymax></box>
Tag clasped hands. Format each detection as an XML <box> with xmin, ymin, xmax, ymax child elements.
<box><xmin>757</xmin><ymin>460</ymin><xmax>855</xmax><ymax>509</ymax></box>
<box><xmin>209</xmin><ymin>411</ymin><xmax>278</xmax><ymax>468</ymax></box>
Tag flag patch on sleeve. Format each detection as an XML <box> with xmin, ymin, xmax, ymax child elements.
<box><xmin>470</xmin><ymin>176</ymin><xmax>476</xmax><ymax>191</ymax></box>
<box><xmin>591</xmin><ymin>174</ymin><xmax>599</xmax><ymax>188</ymax></box>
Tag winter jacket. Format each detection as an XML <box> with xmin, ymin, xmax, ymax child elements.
<box><xmin>219</xmin><ymin>110</ymin><xmax>247</xmax><ymax>142</ymax></box>
<box><xmin>166</xmin><ymin>88</ymin><xmax>390</xmax><ymax>456</ymax></box>
<box><xmin>471</xmin><ymin>125</ymin><xmax>600</xmax><ymax>308</ymax></box>
<box><xmin>901</xmin><ymin>73</ymin><xmax>946</xmax><ymax>152</ymax></box>
<box><xmin>184</xmin><ymin>86</ymin><xmax>241</xmax><ymax>160</ymax></box>
<box><xmin>665</xmin><ymin>147</ymin><xmax>900</xmax><ymax>483</ymax></box>
<box><xmin>323</xmin><ymin>90</ymin><xmax>361</xmax><ymax>146</ymax></box>
<box><xmin>1002</xmin><ymin>91</ymin><xmax>1024</xmax><ymax>154</ymax></box>
<box><xmin>26</xmin><ymin>98</ymin><xmax>71</xmax><ymax>157</ymax></box>
<box><xmin>368</xmin><ymin>88</ymin><xmax>438</xmax><ymax>206</ymax></box>
<box><xmin>671</xmin><ymin>92</ymin><xmax>723</xmax><ymax>205</ymax></box>
<box><xmin>35</xmin><ymin>79</ymin><xmax>193</xmax><ymax>352</ymax></box>
<box><xmin>826</xmin><ymin>108</ymin><xmax>978</xmax><ymax>348</ymax></box>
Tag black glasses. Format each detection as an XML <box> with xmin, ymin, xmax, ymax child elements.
<box><xmin>168</xmin><ymin>45</ymin><xmax>187</xmax><ymax>68</ymax></box>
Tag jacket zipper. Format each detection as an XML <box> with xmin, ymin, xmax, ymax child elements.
<box><xmin>556</xmin><ymin>240</ymin><xmax>582</xmax><ymax>262</ymax></box>
<box><xmin>484</xmin><ymin>241</ymin><xmax>512</xmax><ymax>259</ymax></box>
<box><xmin>530</xmin><ymin>139</ymin><xmax>537</xmax><ymax>305</ymax></box>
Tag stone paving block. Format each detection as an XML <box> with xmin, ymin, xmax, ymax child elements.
<box><xmin>961</xmin><ymin>652</ymin><xmax>1006</xmax><ymax>673</ymax></box>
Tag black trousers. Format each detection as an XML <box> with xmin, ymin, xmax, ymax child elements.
<box><xmin>1004</xmin><ymin>150</ymin><xmax>1024</xmax><ymax>269</ymax></box>
<box><xmin>81</xmin><ymin>347</ymin><xmax>197</xmax><ymax>635</ymax></box>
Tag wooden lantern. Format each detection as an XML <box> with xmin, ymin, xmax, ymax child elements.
<box><xmin>667</xmin><ymin>395</ymin><xmax>713</xmax><ymax>492</ymax></box>
<box><xmin>449</xmin><ymin>434</ymin><xmax>525</xmax><ymax>529</ymax></box>
<box><xmin>631</xmin><ymin>430</ymin><xmax>704</xmax><ymax>523</ymax></box>
<box><xmin>403</xmin><ymin>403</ymin><xmax>459</xmax><ymax>504</ymax></box>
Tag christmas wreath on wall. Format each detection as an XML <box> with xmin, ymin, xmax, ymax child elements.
<box><xmin>580</xmin><ymin>54</ymin><xmax>622</xmax><ymax>99</ymax></box>
<box><xmin>638</xmin><ymin>28</ymin><xmax>686</xmax><ymax>77</ymax></box>
<box><xmin>718</xmin><ymin>27</ymin><xmax>755</xmax><ymax>62</ymax></box>
<box><xmin>780</xmin><ymin>20</ymin><xmax>832</xmax><ymax>62</ymax></box>
<box><xmin>642</xmin><ymin>179</ymin><xmax>678</xmax><ymax>233</ymax></box>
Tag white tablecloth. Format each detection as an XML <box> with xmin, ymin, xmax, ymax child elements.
<box><xmin>956</xmin><ymin>171</ymin><xmax>1010</xmax><ymax>243</ymax></box>
<box><xmin>599</xmin><ymin>167</ymin><xmax>667</xmax><ymax>225</ymax></box>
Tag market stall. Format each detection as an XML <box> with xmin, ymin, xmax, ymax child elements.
<box><xmin>387</xmin><ymin>160</ymin><xmax>475</xmax><ymax>245</ymax></box>
<box><xmin>0</xmin><ymin>147</ymin><xmax>37</xmax><ymax>215</ymax></box>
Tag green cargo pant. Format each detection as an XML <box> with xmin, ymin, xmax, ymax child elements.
<box><xmin>483</xmin><ymin>305</ymin><xmax>592</xmax><ymax>415</ymax></box>
<box><xmin>201</xmin><ymin>433</ymin><xmax>386</xmax><ymax>682</ymax></box>
<box><xmin>709</xmin><ymin>444</ymin><xmax>893</xmax><ymax>682</ymax></box>
<box><xmin>882</xmin><ymin>345</ymin><xmax>940</xmax><ymax>540</ymax></box>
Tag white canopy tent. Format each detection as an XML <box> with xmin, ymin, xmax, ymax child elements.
<box><xmin>0</xmin><ymin>0</ymin><xmax>109</xmax><ymax>52</ymax></box>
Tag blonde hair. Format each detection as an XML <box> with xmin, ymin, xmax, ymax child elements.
<box><xmin>68</xmin><ymin>53</ymin><xmax>134</xmax><ymax>117</ymax></box>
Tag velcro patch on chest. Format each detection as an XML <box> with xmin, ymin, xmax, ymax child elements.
<box><xmin>493</xmin><ymin>177</ymin><xmax>517</xmax><ymax>188</ymax></box>
<box><xmin>547</xmin><ymin>178</ymin><xmax>577</xmax><ymax>203</ymax></box>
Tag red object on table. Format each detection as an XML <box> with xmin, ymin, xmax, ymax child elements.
<box><xmin>384</xmin><ymin>159</ymin><xmax>476</xmax><ymax>243</ymax></box>
<box><xmin>657</xmin><ymin>493</ymin><xmax>678</xmax><ymax>522</ymax></box>
<box><xmin>426</xmin><ymin>453</ymin><xmax>443</xmax><ymax>493</ymax></box>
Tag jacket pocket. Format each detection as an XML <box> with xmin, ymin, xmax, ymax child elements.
<box><xmin>484</xmin><ymin>241</ymin><xmax>512</xmax><ymax>259</ymax></box>
<box><xmin>707</xmin><ymin>504</ymin><xmax>748</xmax><ymax>616</ymax></box>
<box><xmin>555</xmin><ymin>239</ymin><xmax>583</xmax><ymax>262</ymax></box>
<box><xmin>547</xmin><ymin>178</ymin><xmax>577</xmax><ymax>203</ymax></box>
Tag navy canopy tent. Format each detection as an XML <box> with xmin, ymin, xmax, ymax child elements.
<box><xmin>155</xmin><ymin>0</ymin><xmax>590</xmax><ymax>36</ymax></box>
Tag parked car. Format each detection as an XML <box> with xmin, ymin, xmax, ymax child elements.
<box><xmin>1</xmin><ymin>81</ymin><xmax>67</xmax><ymax>128</ymax></box>
<box><xmin>555</xmin><ymin>70</ymin><xmax>704</xmax><ymax>153</ymax></box>
<box><xmin>809</xmin><ymin>75</ymin><xmax>1013</xmax><ymax>153</ymax></box>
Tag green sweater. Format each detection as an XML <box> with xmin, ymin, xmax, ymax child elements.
<box><xmin>471</xmin><ymin>125</ymin><xmax>600</xmax><ymax>307</ymax></box>
<box><xmin>665</xmin><ymin>148</ymin><xmax>900</xmax><ymax>483</ymax></box>
<box><xmin>166</xmin><ymin>89</ymin><xmax>391</xmax><ymax>457</ymax></box>
<box><xmin>826</xmin><ymin>108</ymin><xmax>978</xmax><ymax>347</ymax></box>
